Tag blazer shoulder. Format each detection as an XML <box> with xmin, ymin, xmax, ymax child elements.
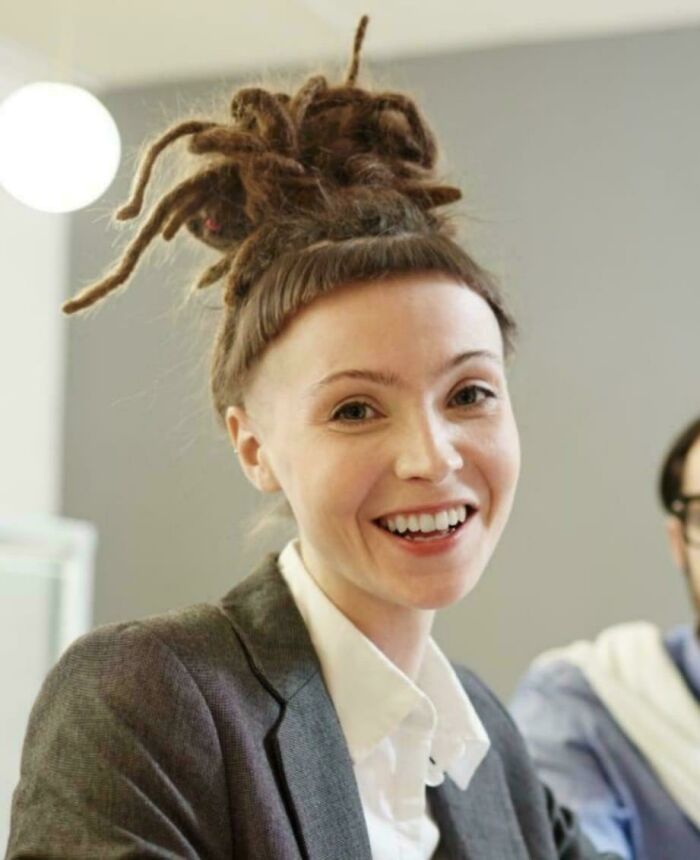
<box><xmin>9</xmin><ymin>605</ymin><xmax>237</xmax><ymax>859</ymax></box>
<box><xmin>123</xmin><ymin>599</ymin><xmax>243</xmax><ymax>669</ymax></box>
<box><xmin>47</xmin><ymin>597</ymin><xmax>251</xmax><ymax>709</ymax></box>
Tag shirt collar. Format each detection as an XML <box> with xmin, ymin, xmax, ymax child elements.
<box><xmin>277</xmin><ymin>536</ymin><xmax>490</xmax><ymax>790</ymax></box>
<box><xmin>417</xmin><ymin>640</ymin><xmax>491</xmax><ymax>789</ymax></box>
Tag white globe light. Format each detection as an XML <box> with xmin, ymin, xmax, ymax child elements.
<box><xmin>0</xmin><ymin>82</ymin><xmax>121</xmax><ymax>214</ymax></box>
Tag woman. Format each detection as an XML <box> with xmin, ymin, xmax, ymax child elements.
<box><xmin>6</xmin><ymin>17</ymin><xmax>617</xmax><ymax>860</ymax></box>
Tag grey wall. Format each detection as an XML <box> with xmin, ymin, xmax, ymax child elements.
<box><xmin>63</xmin><ymin>26</ymin><xmax>700</xmax><ymax>699</ymax></box>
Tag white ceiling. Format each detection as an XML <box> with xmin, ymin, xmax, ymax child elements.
<box><xmin>3</xmin><ymin>0</ymin><xmax>700</xmax><ymax>90</ymax></box>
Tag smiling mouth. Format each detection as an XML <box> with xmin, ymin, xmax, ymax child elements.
<box><xmin>372</xmin><ymin>506</ymin><xmax>476</xmax><ymax>542</ymax></box>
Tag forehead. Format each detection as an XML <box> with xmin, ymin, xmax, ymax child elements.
<box><xmin>268</xmin><ymin>274</ymin><xmax>503</xmax><ymax>378</ymax></box>
<box><xmin>684</xmin><ymin>438</ymin><xmax>700</xmax><ymax>494</ymax></box>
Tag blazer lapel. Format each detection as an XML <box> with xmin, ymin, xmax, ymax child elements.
<box><xmin>429</xmin><ymin>750</ymin><xmax>529</xmax><ymax>860</ymax></box>
<box><xmin>221</xmin><ymin>553</ymin><xmax>372</xmax><ymax>860</ymax></box>
<box><xmin>274</xmin><ymin>672</ymin><xmax>372</xmax><ymax>860</ymax></box>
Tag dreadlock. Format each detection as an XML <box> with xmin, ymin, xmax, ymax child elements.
<box><xmin>63</xmin><ymin>14</ymin><xmax>515</xmax><ymax>427</ymax></box>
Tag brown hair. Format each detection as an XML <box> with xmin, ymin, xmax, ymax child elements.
<box><xmin>63</xmin><ymin>16</ymin><xmax>516</xmax><ymax>544</ymax></box>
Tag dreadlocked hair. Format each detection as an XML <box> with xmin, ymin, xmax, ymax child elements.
<box><xmin>63</xmin><ymin>15</ymin><xmax>516</xmax><ymax>544</ymax></box>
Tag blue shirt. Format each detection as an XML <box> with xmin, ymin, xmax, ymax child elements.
<box><xmin>510</xmin><ymin>625</ymin><xmax>700</xmax><ymax>860</ymax></box>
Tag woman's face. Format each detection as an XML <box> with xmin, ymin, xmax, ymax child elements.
<box><xmin>230</xmin><ymin>272</ymin><xmax>520</xmax><ymax>618</ymax></box>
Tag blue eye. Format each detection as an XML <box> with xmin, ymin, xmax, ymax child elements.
<box><xmin>329</xmin><ymin>385</ymin><xmax>495</xmax><ymax>424</ymax></box>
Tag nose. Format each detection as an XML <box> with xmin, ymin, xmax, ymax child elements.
<box><xmin>393</xmin><ymin>412</ymin><xmax>464</xmax><ymax>482</ymax></box>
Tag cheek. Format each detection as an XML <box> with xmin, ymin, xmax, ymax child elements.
<box><xmin>303</xmin><ymin>443</ymin><xmax>381</xmax><ymax>521</ymax></box>
<box><xmin>477</xmin><ymin>419</ymin><xmax>521</xmax><ymax>501</ymax></box>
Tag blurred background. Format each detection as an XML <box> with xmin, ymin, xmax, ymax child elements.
<box><xmin>2</xmin><ymin>0</ymin><xmax>700</xmax><ymax>848</ymax></box>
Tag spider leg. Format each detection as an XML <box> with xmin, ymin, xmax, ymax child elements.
<box><xmin>162</xmin><ymin>189</ymin><xmax>209</xmax><ymax>240</ymax></box>
<box><xmin>248</xmin><ymin>152</ymin><xmax>305</xmax><ymax>177</ymax></box>
<box><xmin>289</xmin><ymin>75</ymin><xmax>327</xmax><ymax>129</ymax></box>
<box><xmin>369</xmin><ymin>93</ymin><xmax>437</xmax><ymax>169</ymax></box>
<box><xmin>63</xmin><ymin>164</ymin><xmax>234</xmax><ymax>314</ymax></box>
<box><xmin>196</xmin><ymin>254</ymin><xmax>234</xmax><ymax>290</ymax></box>
<box><xmin>345</xmin><ymin>15</ymin><xmax>369</xmax><ymax>86</ymax></box>
<box><xmin>230</xmin><ymin>87</ymin><xmax>297</xmax><ymax>155</ymax></box>
<box><xmin>188</xmin><ymin>127</ymin><xmax>265</xmax><ymax>158</ymax></box>
<box><xmin>304</xmin><ymin>89</ymin><xmax>370</xmax><ymax>121</ymax></box>
<box><xmin>116</xmin><ymin>120</ymin><xmax>217</xmax><ymax>222</ymax></box>
<box><xmin>396</xmin><ymin>182</ymin><xmax>462</xmax><ymax>208</ymax></box>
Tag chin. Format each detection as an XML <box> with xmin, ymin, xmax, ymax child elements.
<box><xmin>404</xmin><ymin>568</ymin><xmax>485</xmax><ymax>611</ymax></box>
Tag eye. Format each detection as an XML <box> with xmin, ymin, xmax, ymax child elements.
<box><xmin>452</xmin><ymin>384</ymin><xmax>496</xmax><ymax>407</ymax></box>
<box><xmin>329</xmin><ymin>384</ymin><xmax>496</xmax><ymax>425</ymax></box>
<box><xmin>330</xmin><ymin>400</ymin><xmax>379</xmax><ymax>423</ymax></box>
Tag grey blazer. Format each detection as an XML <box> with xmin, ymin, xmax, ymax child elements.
<box><xmin>7</xmin><ymin>552</ymin><xmax>618</xmax><ymax>859</ymax></box>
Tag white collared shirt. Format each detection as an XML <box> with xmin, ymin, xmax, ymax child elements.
<box><xmin>277</xmin><ymin>537</ymin><xmax>490</xmax><ymax>860</ymax></box>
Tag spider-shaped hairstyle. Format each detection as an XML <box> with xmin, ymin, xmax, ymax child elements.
<box><xmin>62</xmin><ymin>15</ymin><xmax>464</xmax><ymax>315</ymax></box>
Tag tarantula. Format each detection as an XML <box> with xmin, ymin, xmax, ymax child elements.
<box><xmin>63</xmin><ymin>15</ymin><xmax>461</xmax><ymax>314</ymax></box>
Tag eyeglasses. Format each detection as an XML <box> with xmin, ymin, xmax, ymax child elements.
<box><xmin>671</xmin><ymin>495</ymin><xmax>700</xmax><ymax>548</ymax></box>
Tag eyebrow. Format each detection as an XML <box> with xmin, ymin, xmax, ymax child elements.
<box><xmin>306</xmin><ymin>349</ymin><xmax>502</xmax><ymax>397</ymax></box>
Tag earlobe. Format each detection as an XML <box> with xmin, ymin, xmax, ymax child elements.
<box><xmin>255</xmin><ymin>452</ymin><xmax>282</xmax><ymax>493</ymax></box>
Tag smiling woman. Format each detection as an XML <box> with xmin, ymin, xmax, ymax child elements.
<box><xmin>7</xmin><ymin>15</ymin><xmax>617</xmax><ymax>860</ymax></box>
<box><xmin>226</xmin><ymin>274</ymin><xmax>520</xmax><ymax>667</ymax></box>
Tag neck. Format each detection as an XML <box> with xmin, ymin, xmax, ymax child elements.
<box><xmin>349</xmin><ymin>598</ymin><xmax>435</xmax><ymax>680</ymax></box>
<box><xmin>301</xmin><ymin>544</ymin><xmax>435</xmax><ymax>680</ymax></box>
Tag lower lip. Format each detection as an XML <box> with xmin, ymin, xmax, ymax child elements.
<box><xmin>372</xmin><ymin>514</ymin><xmax>473</xmax><ymax>557</ymax></box>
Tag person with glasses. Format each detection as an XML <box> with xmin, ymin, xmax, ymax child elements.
<box><xmin>510</xmin><ymin>414</ymin><xmax>700</xmax><ymax>859</ymax></box>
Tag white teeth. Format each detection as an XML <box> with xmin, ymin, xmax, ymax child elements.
<box><xmin>435</xmin><ymin>510</ymin><xmax>449</xmax><ymax>531</ymax></box>
<box><xmin>380</xmin><ymin>504</ymin><xmax>469</xmax><ymax>534</ymax></box>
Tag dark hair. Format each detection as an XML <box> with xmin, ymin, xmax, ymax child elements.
<box><xmin>659</xmin><ymin>415</ymin><xmax>700</xmax><ymax>514</ymax></box>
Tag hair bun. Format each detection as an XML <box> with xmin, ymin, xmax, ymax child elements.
<box><xmin>62</xmin><ymin>15</ymin><xmax>462</xmax><ymax>315</ymax></box>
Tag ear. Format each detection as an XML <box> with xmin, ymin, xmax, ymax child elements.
<box><xmin>665</xmin><ymin>515</ymin><xmax>687</xmax><ymax>571</ymax></box>
<box><xmin>225</xmin><ymin>405</ymin><xmax>281</xmax><ymax>494</ymax></box>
